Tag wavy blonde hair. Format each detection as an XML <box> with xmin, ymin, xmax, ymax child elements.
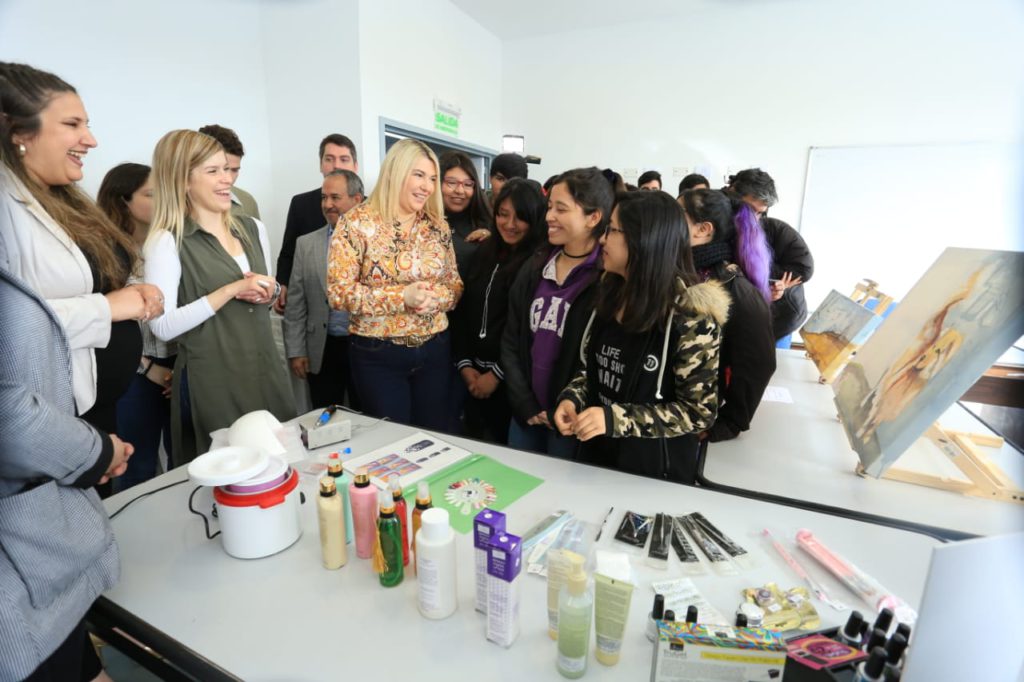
<box><xmin>147</xmin><ymin>129</ymin><xmax>245</xmax><ymax>249</ymax></box>
<box><xmin>367</xmin><ymin>139</ymin><xmax>444</xmax><ymax>225</ymax></box>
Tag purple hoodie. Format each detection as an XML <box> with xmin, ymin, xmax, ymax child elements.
<box><xmin>529</xmin><ymin>246</ymin><xmax>602</xmax><ymax>411</ymax></box>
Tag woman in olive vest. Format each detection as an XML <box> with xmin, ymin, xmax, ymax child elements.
<box><xmin>144</xmin><ymin>130</ymin><xmax>294</xmax><ymax>464</ymax></box>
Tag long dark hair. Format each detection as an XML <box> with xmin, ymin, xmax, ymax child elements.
<box><xmin>0</xmin><ymin>62</ymin><xmax>134</xmax><ymax>290</ymax></box>
<box><xmin>597</xmin><ymin>191</ymin><xmax>698</xmax><ymax>333</ymax></box>
<box><xmin>439</xmin><ymin>150</ymin><xmax>491</xmax><ymax>228</ymax></box>
<box><xmin>97</xmin><ymin>162</ymin><xmax>151</xmax><ymax>237</ymax></box>
<box><xmin>471</xmin><ymin>178</ymin><xmax>548</xmax><ymax>279</ymax></box>
<box><xmin>680</xmin><ymin>188</ymin><xmax>772</xmax><ymax>301</ymax></box>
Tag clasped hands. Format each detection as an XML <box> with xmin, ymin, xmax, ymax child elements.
<box><xmin>553</xmin><ymin>400</ymin><xmax>608</xmax><ymax>441</ymax></box>
<box><xmin>403</xmin><ymin>281</ymin><xmax>442</xmax><ymax>314</ymax></box>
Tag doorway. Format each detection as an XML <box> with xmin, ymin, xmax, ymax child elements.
<box><xmin>379</xmin><ymin>117</ymin><xmax>498</xmax><ymax>189</ymax></box>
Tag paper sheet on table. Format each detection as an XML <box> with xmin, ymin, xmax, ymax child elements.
<box><xmin>650</xmin><ymin>577</ymin><xmax>727</xmax><ymax>625</ymax></box>
<box><xmin>761</xmin><ymin>386</ymin><xmax>794</xmax><ymax>403</ymax></box>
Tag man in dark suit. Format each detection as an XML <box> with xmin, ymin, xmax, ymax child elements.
<box><xmin>274</xmin><ymin>133</ymin><xmax>358</xmax><ymax>313</ymax></box>
<box><xmin>283</xmin><ymin>170</ymin><xmax>364</xmax><ymax>408</ymax></box>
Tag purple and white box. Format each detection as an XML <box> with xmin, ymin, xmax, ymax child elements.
<box><xmin>474</xmin><ymin>509</ymin><xmax>506</xmax><ymax>613</ymax></box>
<box><xmin>486</xmin><ymin>532</ymin><xmax>522</xmax><ymax>648</ymax></box>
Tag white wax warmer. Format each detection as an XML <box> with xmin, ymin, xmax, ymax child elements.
<box><xmin>188</xmin><ymin>446</ymin><xmax>304</xmax><ymax>559</ymax></box>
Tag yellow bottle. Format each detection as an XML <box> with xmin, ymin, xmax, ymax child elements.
<box><xmin>317</xmin><ymin>477</ymin><xmax>347</xmax><ymax>569</ymax></box>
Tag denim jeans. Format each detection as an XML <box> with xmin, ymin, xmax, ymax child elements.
<box><xmin>507</xmin><ymin>418</ymin><xmax>577</xmax><ymax>459</ymax></box>
<box><xmin>348</xmin><ymin>332</ymin><xmax>454</xmax><ymax>432</ymax></box>
<box><xmin>114</xmin><ymin>369</ymin><xmax>172</xmax><ymax>492</ymax></box>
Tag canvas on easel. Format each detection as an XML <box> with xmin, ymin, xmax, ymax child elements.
<box><xmin>833</xmin><ymin>247</ymin><xmax>1024</xmax><ymax>484</ymax></box>
<box><xmin>799</xmin><ymin>288</ymin><xmax>884</xmax><ymax>383</ymax></box>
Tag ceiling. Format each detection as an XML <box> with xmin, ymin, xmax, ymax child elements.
<box><xmin>448</xmin><ymin>0</ymin><xmax>711</xmax><ymax>40</ymax></box>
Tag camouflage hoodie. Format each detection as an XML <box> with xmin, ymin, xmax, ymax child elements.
<box><xmin>557</xmin><ymin>278</ymin><xmax>730</xmax><ymax>479</ymax></box>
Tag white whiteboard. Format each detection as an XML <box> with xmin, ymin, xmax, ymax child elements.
<box><xmin>799</xmin><ymin>142</ymin><xmax>1023</xmax><ymax>315</ymax></box>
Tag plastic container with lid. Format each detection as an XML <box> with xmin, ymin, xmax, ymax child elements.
<box><xmin>188</xmin><ymin>446</ymin><xmax>304</xmax><ymax>559</ymax></box>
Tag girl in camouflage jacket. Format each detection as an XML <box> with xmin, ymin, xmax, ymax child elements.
<box><xmin>554</xmin><ymin>191</ymin><xmax>729</xmax><ymax>483</ymax></box>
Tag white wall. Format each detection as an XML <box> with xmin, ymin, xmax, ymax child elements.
<box><xmin>0</xmin><ymin>0</ymin><xmax>279</xmax><ymax>240</ymax></box>
<box><xmin>357</xmin><ymin>0</ymin><xmax>503</xmax><ymax>185</ymax></box>
<box><xmin>501</xmin><ymin>0</ymin><xmax>1024</xmax><ymax>226</ymax></box>
<box><xmin>258</xmin><ymin>0</ymin><xmax>362</xmax><ymax>248</ymax></box>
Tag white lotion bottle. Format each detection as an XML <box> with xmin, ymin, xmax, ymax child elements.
<box><xmin>416</xmin><ymin>507</ymin><xmax>457</xmax><ymax>619</ymax></box>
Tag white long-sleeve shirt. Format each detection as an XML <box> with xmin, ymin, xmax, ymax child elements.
<box><xmin>144</xmin><ymin>219</ymin><xmax>272</xmax><ymax>342</ymax></box>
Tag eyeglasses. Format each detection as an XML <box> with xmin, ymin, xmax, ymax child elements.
<box><xmin>443</xmin><ymin>178</ymin><xmax>475</xmax><ymax>191</ymax></box>
<box><xmin>605</xmin><ymin>226</ymin><xmax>625</xmax><ymax>236</ymax></box>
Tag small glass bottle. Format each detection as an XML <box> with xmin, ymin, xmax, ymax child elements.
<box><xmin>376</xmin><ymin>489</ymin><xmax>404</xmax><ymax>587</ymax></box>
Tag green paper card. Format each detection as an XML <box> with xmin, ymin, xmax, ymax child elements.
<box><xmin>404</xmin><ymin>454</ymin><xmax>544</xmax><ymax>534</ymax></box>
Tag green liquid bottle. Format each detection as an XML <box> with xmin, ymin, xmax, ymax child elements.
<box><xmin>377</xmin><ymin>489</ymin><xmax>404</xmax><ymax>587</ymax></box>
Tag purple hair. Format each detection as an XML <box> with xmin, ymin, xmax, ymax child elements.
<box><xmin>732</xmin><ymin>203</ymin><xmax>773</xmax><ymax>302</ymax></box>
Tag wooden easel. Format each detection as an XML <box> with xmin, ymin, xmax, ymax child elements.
<box><xmin>850</xmin><ymin>278</ymin><xmax>894</xmax><ymax>317</ymax></box>
<box><xmin>856</xmin><ymin>423</ymin><xmax>1024</xmax><ymax>505</ymax></box>
<box><xmin>812</xmin><ymin>279</ymin><xmax>893</xmax><ymax>384</ymax></box>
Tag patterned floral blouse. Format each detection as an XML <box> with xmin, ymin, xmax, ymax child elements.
<box><xmin>327</xmin><ymin>202</ymin><xmax>463</xmax><ymax>339</ymax></box>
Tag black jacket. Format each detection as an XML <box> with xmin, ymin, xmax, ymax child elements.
<box><xmin>704</xmin><ymin>264</ymin><xmax>776</xmax><ymax>442</ymax></box>
<box><xmin>276</xmin><ymin>187</ymin><xmax>324</xmax><ymax>286</ymax></box>
<box><xmin>762</xmin><ymin>217</ymin><xmax>814</xmax><ymax>339</ymax></box>
<box><xmin>500</xmin><ymin>250</ymin><xmax>600</xmax><ymax>425</ymax></box>
<box><xmin>451</xmin><ymin>252</ymin><xmax>527</xmax><ymax>379</ymax></box>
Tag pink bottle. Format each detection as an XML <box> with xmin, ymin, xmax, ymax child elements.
<box><xmin>349</xmin><ymin>467</ymin><xmax>379</xmax><ymax>559</ymax></box>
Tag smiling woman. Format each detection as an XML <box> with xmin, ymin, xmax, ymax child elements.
<box><xmin>0</xmin><ymin>62</ymin><xmax>166</xmax><ymax>432</ymax></box>
<box><xmin>327</xmin><ymin>138</ymin><xmax>463</xmax><ymax>431</ymax></box>
<box><xmin>0</xmin><ymin>60</ymin><xmax>150</xmax><ymax>682</ymax></box>
<box><xmin>143</xmin><ymin>129</ymin><xmax>295</xmax><ymax>464</ymax></box>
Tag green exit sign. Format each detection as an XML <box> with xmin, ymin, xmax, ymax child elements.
<box><xmin>434</xmin><ymin>111</ymin><xmax>459</xmax><ymax>136</ymax></box>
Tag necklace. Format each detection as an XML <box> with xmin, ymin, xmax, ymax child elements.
<box><xmin>560</xmin><ymin>247</ymin><xmax>590</xmax><ymax>259</ymax></box>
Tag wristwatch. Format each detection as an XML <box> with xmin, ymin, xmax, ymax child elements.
<box><xmin>137</xmin><ymin>358</ymin><xmax>154</xmax><ymax>375</ymax></box>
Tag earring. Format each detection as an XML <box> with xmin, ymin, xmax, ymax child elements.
<box><xmin>17</xmin><ymin>143</ymin><xmax>26</xmax><ymax>156</ymax></box>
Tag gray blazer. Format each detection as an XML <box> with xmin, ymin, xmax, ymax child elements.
<box><xmin>284</xmin><ymin>224</ymin><xmax>347</xmax><ymax>374</ymax></box>
<box><xmin>0</xmin><ymin>254</ymin><xmax>120</xmax><ymax>679</ymax></box>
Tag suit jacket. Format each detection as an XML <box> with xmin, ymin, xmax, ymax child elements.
<box><xmin>230</xmin><ymin>185</ymin><xmax>261</xmax><ymax>220</ymax></box>
<box><xmin>0</xmin><ymin>261</ymin><xmax>119</xmax><ymax>680</ymax></box>
<box><xmin>284</xmin><ymin>224</ymin><xmax>345</xmax><ymax>374</ymax></box>
<box><xmin>276</xmin><ymin>187</ymin><xmax>323</xmax><ymax>286</ymax></box>
<box><xmin>0</xmin><ymin>167</ymin><xmax>111</xmax><ymax>414</ymax></box>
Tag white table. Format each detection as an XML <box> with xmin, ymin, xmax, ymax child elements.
<box><xmin>703</xmin><ymin>350</ymin><xmax>1024</xmax><ymax>538</ymax></box>
<box><xmin>97</xmin><ymin>412</ymin><xmax>940</xmax><ymax>681</ymax></box>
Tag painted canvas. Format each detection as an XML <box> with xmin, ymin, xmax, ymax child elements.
<box><xmin>834</xmin><ymin>248</ymin><xmax>1024</xmax><ymax>477</ymax></box>
<box><xmin>799</xmin><ymin>290</ymin><xmax>883</xmax><ymax>379</ymax></box>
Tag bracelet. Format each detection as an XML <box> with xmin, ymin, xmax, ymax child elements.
<box><xmin>272</xmin><ymin>281</ymin><xmax>282</xmax><ymax>302</ymax></box>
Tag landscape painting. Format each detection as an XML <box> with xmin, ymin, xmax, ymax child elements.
<box><xmin>834</xmin><ymin>248</ymin><xmax>1024</xmax><ymax>477</ymax></box>
<box><xmin>800</xmin><ymin>289</ymin><xmax>882</xmax><ymax>379</ymax></box>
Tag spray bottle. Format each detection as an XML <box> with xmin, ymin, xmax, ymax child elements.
<box><xmin>316</xmin><ymin>477</ymin><xmax>347</xmax><ymax>569</ymax></box>
<box><xmin>388</xmin><ymin>474</ymin><xmax>409</xmax><ymax>566</ymax></box>
<box><xmin>556</xmin><ymin>553</ymin><xmax>593</xmax><ymax>679</ymax></box>
<box><xmin>349</xmin><ymin>467</ymin><xmax>378</xmax><ymax>559</ymax></box>
<box><xmin>374</xmin><ymin>489</ymin><xmax>404</xmax><ymax>587</ymax></box>
<box><xmin>411</xmin><ymin>481</ymin><xmax>433</xmax><ymax>575</ymax></box>
<box><xmin>326</xmin><ymin>451</ymin><xmax>354</xmax><ymax>544</ymax></box>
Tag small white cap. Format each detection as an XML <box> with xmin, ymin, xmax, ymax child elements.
<box><xmin>388</xmin><ymin>474</ymin><xmax>401</xmax><ymax>491</ymax></box>
<box><xmin>420</xmin><ymin>508</ymin><xmax>451</xmax><ymax>543</ymax></box>
<box><xmin>416</xmin><ymin>480</ymin><xmax>430</xmax><ymax>500</ymax></box>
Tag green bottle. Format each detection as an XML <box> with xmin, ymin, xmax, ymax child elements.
<box><xmin>376</xmin><ymin>489</ymin><xmax>404</xmax><ymax>587</ymax></box>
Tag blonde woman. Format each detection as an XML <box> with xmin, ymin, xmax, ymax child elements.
<box><xmin>327</xmin><ymin>139</ymin><xmax>462</xmax><ymax>430</ymax></box>
<box><xmin>144</xmin><ymin>129</ymin><xmax>294</xmax><ymax>464</ymax></box>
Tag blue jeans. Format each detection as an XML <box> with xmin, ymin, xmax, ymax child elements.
<box><xmin>349</xmin><ymin>332</ymin><xmax>454</xmax><ymax>432</ymax></box>
<box><xmin>114</xmin><ymin>370</ymin><xmax>172</xmax><ymax>491</ymax></box>
<box><xmin>508</xmin><ymin>419</ymin><xmax>577</xmax><ymax>459</ymax></box>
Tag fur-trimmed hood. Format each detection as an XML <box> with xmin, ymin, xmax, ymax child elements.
<box><xmin>674</xmin><ymin>277</ymin><xmax>730</xmax><ymax>327</ymax></box>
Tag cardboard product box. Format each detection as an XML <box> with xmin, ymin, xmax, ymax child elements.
<box><xmin>650</xmin><ymin>621</ymin><xmax>787</xmax><ymax>682</ymax></box>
